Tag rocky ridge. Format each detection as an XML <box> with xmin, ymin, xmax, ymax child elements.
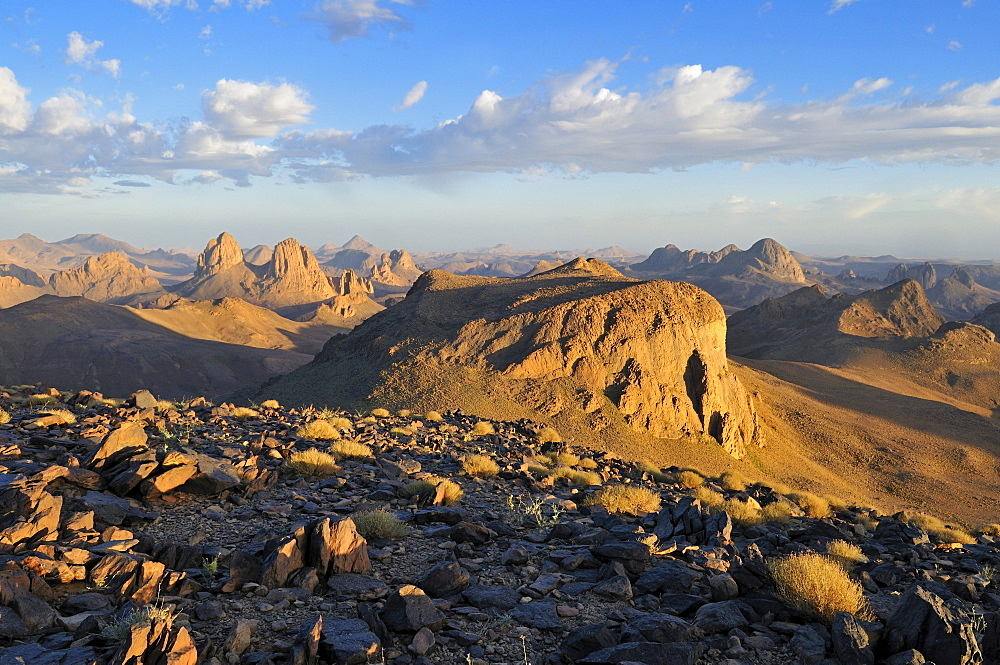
<box><xmin>258</xmin><ymin>259</ymin><xmax>761</xmax><ymax>458</ymax></box>
<box><xmin>1</xmin><ymin>386</ymin><xmax>999</xmax><ymax>665</ymax></box>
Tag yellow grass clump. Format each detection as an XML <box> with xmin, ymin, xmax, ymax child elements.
<box><xmin>399</xmin><ymin>479</ymin><xmax>437</xmax><ymax>498</ymax></box>
<box><xmin>826</xmin><ymin>540</ymin><xmax>867</xmax><ymax>571</ymax></box>
<box><xmin>977</xmin><ymin>523</ymin><xmax>1000</xmax><ymax>538</ymax></box>
<box><xmin>0</xmin><ymin>408</ymin><xmax>10</xmax><ymax>425</ymax></box>
<box><xmin>769</xmin><ymin>552</ymin><xmax>871</xmax><ymax>624</ymax></box>
<box><xmin>786</xmin><ymin>492</ymin><xmax>832</xmax><ymax>519</ymax></box>
<box><xmin>761</xmin><ymin>501</ymin><xmax>795</xmax><ymax>524</ymax></box>
<box><xmin>295</xmin><ymin>419</ymin><xmax>342</xmax><ymax>441</ymax></box>
<box><xmin>470</xmin><ymin>421</ymin><xmax>496</xmax><ymax>436</ymax></box>
<box><xmin>908</xmin><ymin>513</ymin><xmax>976</xmax><ymax>544</ymax></box>
<box><xmin>423</xmin><ymin>410</ymin><xmax>444</xmax><ymax>422</ymax></box>
<box><xmin>676</xmin><ymin>470</ymin><xmax>705</xmax><ymax>488</ymax></box>
<box><xmin>326</xmin><ymin>416</ymin><xmax>354</xmax><ymax>429</ymax></box>
<box><xmin>260</xmin><ymin>399</ymin><xmax>281</xmax><ymax>409</ymax></box>
<box><xmin>230</xmin><ymin>407</ymin><xmax>260</xmax><ymax>421</ymax></box>
<box><xmin>462</xmin><ymin>454</ymin><xmax>500</xmax><ymax>478</ymax></box>
<box><xmin>552</xmin><ymin>466</ymin><xmax>601</xmax><ymax>486</ymax></box>
<box><xmin>351</xmin><ymin>509</ymin><xmax>409</xmax><ymax>540</ymax></box>
<box><xmin>287</xmin><ymin>448</ymin><xmax>339</xmax><ymax>478</ymax></box>
<box><xmin>719</xmin><ymin>471</ymin><xmax>749</xmax><ymax>491</ymax></box>
<box><xmin>435</xmin><ymin>479</ymin><xmax>464</xmax><ymax>505</ymax></box>
<box><xmin>534</xmin><ymin>427</ymin><xmax>562</xmax><ymax>444</ymax></box>
<box><xmin>26</xmin><ymin>394</ymin><xmax>59</xmax><ymax>406</ymax></box>
<box><xmin>588</xmin><ymin>485</ymin><xmax>661</xmax><ymax>515</ymax></box>
<box><xmin>370</xmin><ymin>408</ymin><xmax>391</xmax><ymax>418</ymax></box>
<box><xmin>636</xmin><ymin>460</ymin><xmax>672</xmax><ymax>483</ymax></box>
<box><xmin>397</xmin><ymin>409</ymin><xmax>411</xmax><ymax>417</ymax></box>
<box><xmin>41</xmin><ymin>409</ymin><xmax>76</xmax><ymax>425</ymax></box>
<box><xmin>330</xmin><ymin>440</ymin><xmax>373</xmax><ymax>461</ymax></box>
<box><xmin>718</xmin><ymin>498</ymin><xmax>762</xmax><ymax>526</ymax></box>
<box><xmin>691</xmin><ymin>485</ymin><xmax>724</xmax><ymax>509</ymax></box>
<box><xmin>578</xmin><ymin>457</ymin><xmax>599</xmax><ymax>469</ymax></box>
<box><xmin>390</xmin><ymin>426</ymin><xmax>415</xmax><ymax>437</ymax></box>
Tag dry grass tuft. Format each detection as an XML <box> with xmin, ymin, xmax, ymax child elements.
<box><xmin>534</xmin><ymin>426</ymin><xmax>562</xmax><ymax>444</ymax></box>
<box><xmin>399</xmin><ymin>479</ymin><xmax>437</xmax><ymax>498</ymax></box>
<box><xmin>769</xmin><ymin>552</ymin><xmax>871</xmax><ymax>624</ymax></box>
<box><xmin>977</xmin><ymin>523</ymin><xmax>1000</xmax><ymax>538</ymax></box>
<box><xmin>0</xmin><ymin>408</ymin><xmax>11</xmax><ymax>425</ymax></box>
<box><xmin>786</xmin><ymin>492</ymin><xmax>832</xmax><ymax>518</ymax></box>
<box><xmin>691</xmin><ymin>485</ymin><xmax>724</xmax><ymax>509</ymax></box>
<box><xmin>636</xmin><ymin>460</ymin><xmax>672</xmax><ymax>483</ymax></box>
<box><xmin>550</xmin><ymin>452</ymin><xmax>580</xmax><ymax>467</ymax></box>
<box><xmin>41</xmin><ymin>408</ymin><xmax>76</xmax><ymax>424</ymax></box>
<box><xmin>588</xmin><ymin>485</ymin><xmax>661</xmax><ymax>515</ymax></box>
<box><xmin>330</xmin><ymin>440</ymin><xmax>373</xmax><ymax>461</ymax></box>
<box><xmin>230</xmin><ymin>407</ymin><xmax>260</xmax><ymax>421</ymax></box>
<box><xmin>578</xmin><ymin>457</ymin><xmax>599</xmax><ymax>469</ymax></box>
<box><xmin>101</xmin><ymin>605</ymin><xmax>177</xmax><ymax>642</ymax></box>
<box><xmin>260</xmin><ymin>399</ymin><xmax>281</xmax><ymax>409</ymax></box>
<box><xmin>826</xmin><ymin>540</ymin><xmax>867</xmax><ymax>570</ymax></box>
<box><xmin>287</xmin><ymin>448</ymin><xmax>339</xmax><ymax>478</ymax></box>
<box><xmin>718</xmin><ymin>498</ymin><xmax>762</xmax><ymax>526</ymax></box>
<box><xmin>719</xmin><ymin>471</ymin><xmax>749</xmax><ymax>491</ymax></box>
<box><xmin>908</xmin><ymin>513</ymin><xmax>976</xmax><ymax>544</ymax></box>
<box><xmin>761</xmin><ymin>501</ymin><xmax>795</xmax><ymax>524</ymax></box>
<box><xmin>676</xmin><ymin>470</ymin><xmax>705</xmax><ymax>488</ymax></box>
<box><xmin>435</xmin><ymin>478</ymin><xmax>464</xmax><ymax>506</ymax></box>
<box><xmin>26</xmin><ymin>394</ymin><xmax>59</xmax><ymax>406</ymax></box>
<box><xmin>397</xmin><ymin>409</ymin><xmax>411</xmax><ymax>417</ymax></box>
<box><xmin>397</xmin><ymin>476</ymin><xmax>463</xmax><ymax>505</ymax></box>
<box><xmin>470</xmin><ymin>421</ymin><xmax>496</xmax><ymax>436</ymax></box>
<box><xmin>390</xmin><ymin>426</ymin><xmax>415</xmax><ymax>437</ymax></box>
<box><xmin>423</xmin><ymin>410</ymin><xmax>444</xmax><ymax>422</ymax></box>
<box><xmin>552</xmin><ymin>466</ymin><xmax>601</xmax><ymax>486</ymax></box>
<box><xmin>462</xmin><ymin>454</ymin><xmax>500</xmax><ymax>478</ymax></box>
<box><xmin>351</xmin><ymin>509</ymin><xmax>409</xmax><ymax>540</ymax></box>
<box><xmin>326</xmin><ymin>416</ymin><xmax>354</xmax><ymax>429</ymax></box>
<box><xmin>295</xmin><ymin>419</ymin><xmax>342</xmax><ymax>440</ymax></box>
<box><xmin>370</xmin><ymin>408</ymin><xmax>391</xmax><ymax>418</ymax></box>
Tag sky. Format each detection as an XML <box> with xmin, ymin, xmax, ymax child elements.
<box><xmin>1</xmin><ymin>0</ymin><xmax>999</xmax><ymax>259</ymax></box>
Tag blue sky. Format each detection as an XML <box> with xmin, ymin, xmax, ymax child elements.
<box><xmin>1</xmin><ymin>1</ymin><xmax>999</xmax><ymax>258</ymax></box>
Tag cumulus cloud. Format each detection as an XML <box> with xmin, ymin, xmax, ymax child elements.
<box><xmin>4</xmin><ymin>59</ymin><xmax>1000</xmax><ymax>194</ymax></box>
<box><xmin>394</xmin><ymin>80</ymin><xmax>427</xmax><ymax>111</ymax></box>
<box><xmin>0</xmin><ymin>67</ymin><xmax>32</xmax><ymax>134</ymax></box>
<box><xmin>64</xmin><ymin>32</ymin><xmax>121</xmax><ymax>79</ymax></box>
<box><xmin>202</xmin><ymin>79</ymin><xmax>314</xmax><ymax>138</ymax></box>
<box><xmin>308</xmin><ymin>0</ymin><xmax>412</xmax><ymax>42</ymax></box>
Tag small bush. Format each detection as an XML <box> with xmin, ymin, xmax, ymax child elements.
<box><xmin>977</xmin><ymin>523</ymin><xmax>1000</xmax><ymax>537</ymax></box>
<box><xmin>330</xmin><ymin>440</ymin><xmax>373</xmax><ymax>461</ymax></box>
<box><xmin>718</xmin><ymin>498</ymin><xmax>762</xmax><ymax>526</ymax></box>
<box><xmin>470</xmin><ymin>421</ymin><xmax>495</xmax><ymax>436</ymax></box>
<box><xmin>390</xmin><ymin>426</ymin><xmax>415</xmax><ymax>437</ymax></box>
<box><xmin>551</xmin><ymin>452</ymin><xmax>580</xmax><ymax>467</ymax></box>
<box><xmin>352</xmin><ymin>509</ymin><xmax>409</xmax><ymax>540</ymax></box>
<box><xmin>435</xmin><ymin>479</ymin><xmax>464</xmax><ymax>506</ymax></box>
<box><xmin>399</xmin><ymin>479</ymin><xmax>437</xmax><ymax>498</ymax></box>
<box><xmin>719</xmin><ymin>471</ymin><xmax>748</xmax><ymax>491</ymax></box>
<box><xmin>769</xmin><ymin>552</ymin><xmax>871</xmax><ymax>624</ymax></box>
<box><xmin>260</xmin><ymin>399</ymin><xmax>280</xmax><ymax>409</ymax></box>
<box><xmin>535</xmin><ymin>427</ymin><xmax>562</xmax><ymax>444</ymax></box>
<box><xmin>230</xmin><ymin>407</ymin><xmax>260</xmax><ymax>421</ymax></box>
<box><xmin>287</xmin><ymin>448</ymin><xmax>339</xmax><ymax>478</ymax></box>
<box><xmin>327</xmin><ymin>416</ymin><xmax>354</xmax><ymax>429</ymax></box>
<box><xmin>424</xmin><ymin>410</ymin><xmax>444</xmax><ymax>422</ymax></box>
<box><xmin>787</xmin><ymin>492</ymin><xmax>831</xmax><ymax>518</ymax></box>
<box><xmin>588</xmin><ymin>485</ymin><xmax>661</xmax><ymax>515</ymax></box>
<box><xmin>102</xmin><ymin>605</ymin><xmax>177</xmax><ymax>642</ymax></box>
<box><xmin>40</xmin><ymin>409</ymin><xmax>76</xmax><ymax>425</ymax></box>
<box><xmin>578</xmin><ymin>457</ymin><xmax>599</xmax><ymax>469</ymax></box>
<box><xmin>397</xmin><ymin>409</ymin><xmax>411</xmax><ymax>417</ymax></box>
<box><xmin>0</xmin><ymin>408</ymin><xmax>11</xmax><ymax>424</ymax></box>
<box><xmin>691</xmin><ymin>485</ymin><xmax>724</xmax><ymax>509</ymax></box>
<box><xmin>761</xmin><ymin>501</ymin><xmax>795</xmax><ymax>524</ymax></box>
<box><xmin>370</xmin><ymin>408</ymin><xmax>391</xmax><ymax>418</ymax></box>
<box><xmin>526</xmin><ymin>464</ymin><xmax>551</xmax><ymax>477</ymax></box>
<box><xmin>676</xmin><ymin>470</ymin><xmax>704</xmax><ymax>488</ymax></box>
<box><xmin>552</xmin><ymin>466</ymin><xmax>601</xmax><ymax>486</ymax></box>
<box><xmin>463</xmin><ymin>454</ymin><xmax>500</xmax><ymax>478</ymax></box>
<box><xmin>296</xmin><ymin>419</ymin><xmax>342</xmax><ymax>440</ymax></box>
<box><xmin>26</xmin><ymin>394</ymin><xmax>59</xmax><ymax>406</ymax></box>
<box><xmin>827</xmin><ymin>540</ymin><xmax>867</xmax><ymax>570</ymax></box>
<box><xmin>908</xmin><ymin>513</ymin><xmax>976</xmax><ymax>544</ymax></box>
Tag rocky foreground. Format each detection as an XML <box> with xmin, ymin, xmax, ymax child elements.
<box><xmin>1</xmin><ymin>388</ymin><xmax>999</xmax><ymax>665</ymax></box>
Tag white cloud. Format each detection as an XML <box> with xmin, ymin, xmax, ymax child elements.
<box><xmin>948</xmin><ymin>41</ymin><xmax>963</xmax><ymax>52</ymax></box>
<box><xmin>829</xmin><ymin>0</ymin><xmax>863</xmax><ymax>13</ymax></box>
<box><xmin>0</xmin><ymin>67</ymin><xmax>31</xmax><ymax>134</ymax></box>
<box><xmin>64</xmin><ymin>32</ymin><xmax>121</xmax><ymax>78</ymax></box>
<box><xmin>200</xmin><ymin>25</ymin><xmax>213</xmax><ymax>39</ymax></box>
<box><xmin>394</xmin><ymin>80</ymin><xmax>427</xmax><ymax>111</ymax></box>
<box><xmin>202</xmin><ymin>79</ymin><xmax>314</xmax><ymax>138</ymax></box>
<box><xmin>308</xmin><ymin>0</ymin><xmax>412</xmax><ymax>42</ymax></box>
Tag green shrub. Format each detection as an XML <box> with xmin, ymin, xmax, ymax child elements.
<box><xmin>587</xmin><ymin>485</ymin><xmax>661</xmax><ymax>515</ymax></box>
<box><xmin>769</xmin><ymin>552</ymin><xmax>871</xmax><ymax>624</ymax></box>
<box><xmin>352</xmin><ymin>509</ymin><xmax>409</xmax><ymax>540</ymax></box>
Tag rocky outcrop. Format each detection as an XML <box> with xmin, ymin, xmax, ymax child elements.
<box><xmin>261</xmin><ymin>258</ymin><xmax>761</xmax><ymax>458</ymax></box>
<box><xmin>887</xmin><ymin>262</ymin><xmax>938</xmax><ymax>290</ymax></box>
<box><xmin>370</xmin><ymin>249</ymin><xmax>423</xmax><ymax>287</ymax></box>
<box><xmin>0</xmin><ymin>275</ymin><xmax>49</xmax><ymax>308</ymax></box>
<box><xmin>728</xmin><ymin>280</ymin><xmax>945</xmax><ymax>360</ymax></box>
<box><xmin>48</xmin><ymin>252</ymin><xmax>165</xmax><ymax>304</ymax></box>
<box><xmin>260</xmin><ymin>239</ymin><xmax>339</xmax><ymax>306</ymax></box>
<box><xmin>629</xmin><ymin>244</ymin><xmax>739</xmax><ymax>274</ymax></box>
<box><xmin>709</xmin><ymin>238</ymin><xmax>805</xmax><ymax>283</ymax></box>
<box><xmin>195</xmin><ymin>232</ymin><xmax>245</xmax><ymax>278</ymax></box>
<box><xmin>0</xmin><ymin>264</ymin><xmax>45</xmax><ymax>287</ymax></box>
<box><xmin>925</xmin><ymin>267</ymin><xmax>1000</xmax><ymax>320</ymax></box>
